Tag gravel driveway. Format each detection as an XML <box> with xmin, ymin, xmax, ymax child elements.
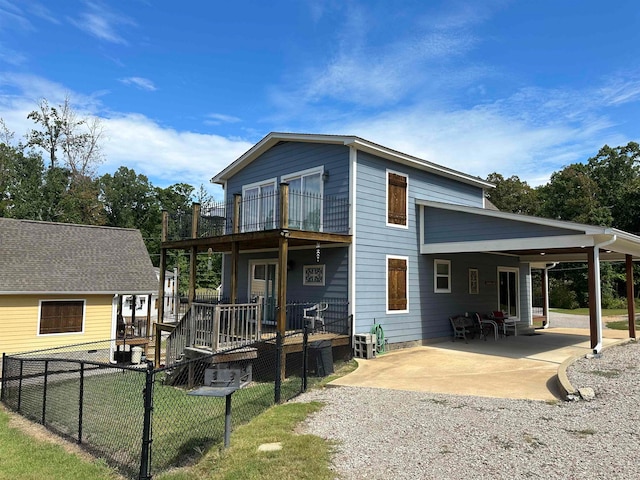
<box><xmin>294</xmin><ymin>340</ymin><xmax>640</xmax><ymax>479</ymax></box>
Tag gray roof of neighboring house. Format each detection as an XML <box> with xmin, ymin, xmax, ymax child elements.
<box><xmin>0</xmin><ymin>218</ymin><xmax>158</xmax><ymax>295</ymax></box>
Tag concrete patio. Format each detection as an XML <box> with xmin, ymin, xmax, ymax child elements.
<box><xmin>329</xmin><ymin>327</ymin><xmax>631</xmax><ymax>401</ymax></box>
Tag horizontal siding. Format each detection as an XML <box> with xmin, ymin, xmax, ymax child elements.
<box><xmin>222</xmin><ymin>247</ymin><xmax>349</xmax><ymax>302</ymax></box>
<box><xmin>354</xmin><ymin>151</ymin><xmax>522</xmax><ymax>345</ymax></box>
<box><xmin>225</xmin><ymin>142</ymin><xmax>350</xmax><ymax>201</ymax></box>
<box><xmin>0</xmin><ymin>294</ymin><xmax>113</xmax><ymax>355</ymax></box>
<box><xmin>424</xmin><ymin>208</ymin><xmax>579</xmax><ymax>243</ymax></box>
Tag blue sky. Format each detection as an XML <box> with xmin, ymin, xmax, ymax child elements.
<box><xmin>1</xmin><ymin>0</ymin><xmax>639</xmax><ymax>200</ymax></box>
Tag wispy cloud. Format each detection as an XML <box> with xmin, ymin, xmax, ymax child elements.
<box><xmin>69</xmin><ymin>2</ymin><xmax>135</xmax><ymax>45</ymax></box>
<box><xmin>120</xmin><ymin>76</ymin><xmax>157</xmax><ymax>91</ymax></box>
<box><xmin>0</xmin><ymin>0</ymin><xmax>33</xmax><ymax>32</ymax></box>
<box><xmin>28</xmin><ymin>2</ymin><xmax>61</xmax><ymax>25</ymax></box>
<box><xmin>272</xmin><ymin>2</ymin><xmax>488</xmax><ymax>115</ymax></box>
<box><xmin>0</xmin><ymin>43</ymin><xmax>27</xmax><ymax>66</ymax></box>
<box><xmin>204</xmin><ymin>113</ymin><xmax>242</xmax><ymax>126</ymax></box>
<box><xmin>0</xmin><ymin>73</ymin><xmax>252</xmax><ymax>198</ymax></box>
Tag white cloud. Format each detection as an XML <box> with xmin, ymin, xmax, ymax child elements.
<box><xmin>204</xmin><ymin>113</ymin><xmax>242</xmax><ymax>126</ymax></box>
<box><xmin>119</xmin><ymin>76</ymin><xmax>157</xmax><ymax>91</ymax></box>
<box><xmin>69</xmin><ymin>2</ymin><xmax>135</xmax><ymax>45</ymax></box>
<box><xmin>0</xmin><ymin>73</ymin><xmax>252</xmax><ymax>199</ymax></box>
<box><xmin>101</xmin><ymin>114</ymin><xmax>252</xmax><ymax>198</ymax></box>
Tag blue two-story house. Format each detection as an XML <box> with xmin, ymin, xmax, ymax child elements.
<box><xmin>160</xmin><ymin>132</ymin><xmax>640</xmax><ymax>359</ymax></box>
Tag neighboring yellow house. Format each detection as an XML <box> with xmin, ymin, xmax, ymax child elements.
<box><xmin>0</xmin><ymin>218</ymin><xmax>158</xmax><ymax>357</ymax></box>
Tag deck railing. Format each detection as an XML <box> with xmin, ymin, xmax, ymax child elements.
<box><xmin>166</xmin><ymin>189</ymin><xmax>349</xmax><ymax>241</ymax></box>
<box><xmin>165</xmin><ymin>302</ymin><xmax>262</xmax><ymax>365</ymax></box>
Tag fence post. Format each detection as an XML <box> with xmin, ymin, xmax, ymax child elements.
<box><xmin>0</xmin><ymin>353</ymin><xmax>6</xmax><ymax>402</ymax></box>
<box><xmin>139</xmin><ymin>362</ymin><xmax>155</xmax><ymax>480</ymax></box>
<box><xmin>274</xmin><ymin>331</ymin><xmax>282</xmax><ymax>404</ymax></box>
<box><xmin>78</xmin><ymin>363</ymin><xmax>85</xmax><ymax>444</ymax></box>
<box><xmin>302</xmin><ymin>323</ymin><xmax>309</xmax><ymax>392</ymax></box>
<box><xmin>17</xmin><ymin>359</ymin><xmax>23</xmax><ymax>412</ymax></box>
<box><xmin>42</xmin><ymin>360</ymin><xmax>49</xmax><ymax>425</ymax></box>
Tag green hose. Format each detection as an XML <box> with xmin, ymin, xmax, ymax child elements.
<box><xmin>370</xmin><ymin>323</ymin><xmax>385</xmax><ymax>355</ymax></box>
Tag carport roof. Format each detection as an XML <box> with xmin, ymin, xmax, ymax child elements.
<box><xmin>418</xmin><ymin>200</ymin><xmax>640</xmax><ymax>265</ymax></box>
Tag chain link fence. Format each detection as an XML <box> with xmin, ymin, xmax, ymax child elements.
<box><xmin>1</xmin><ymin>316</ymin><xmax>352</xmax><ymax>479</ymax></box>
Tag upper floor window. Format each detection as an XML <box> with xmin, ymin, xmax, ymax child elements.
<box><xmin>283</xmin><ymin>167</ymin><xmax>323</xmax><ymax>231</ymax></box>
<box><xmin>39</xmin><ymin>300</ymin><xmax>85</xmax><ymax>335</ymax></box>
<box><xmin>434</xmin><ymin>259</ymin><xmax>451</xmax><ymax>293</ymax></box>
<box><xmin>387</xmin><ymin>170</ymin><xmax>408</xmax><ymax>228</ymax></box>
<box><xmin>242</xmin><ymin>179</ymin><xmax>277</xmax><ymax>232</ymax></box>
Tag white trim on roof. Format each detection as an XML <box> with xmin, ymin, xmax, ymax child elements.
<box><xmin>211</xmin><ymin>132</ymin><xmax>493</xmax><ymax>189</ymax></box>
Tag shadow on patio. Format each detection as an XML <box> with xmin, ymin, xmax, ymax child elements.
<box><xmin>329</xmin><ymin>328</ymin><xmax>631</xmax><ymax>402</ymax></box>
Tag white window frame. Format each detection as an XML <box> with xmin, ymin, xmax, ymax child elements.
<box><xmin>386</xmin><ymin>169</ymin><xmax>409</xmax><ymax>229</ymax></box>
<box><xmin>241</xmin><ymin>177</ymin><xmax>277</xmax><ymax>232</ymax></box>
<box><xmin>386</xmin><ymin>254</ymin><xmax>409</xmax><ymax>314</ymax></box>
<box><xmin>37</xmin><ymin>299</ymin><xmax>86</xmax><ymax>336</ymax></box>
<box><xmin>434</xmin><ymin>259</ymin><xmax>451</xmax><ymax>293</ymax></box>
<box><xmin>282</xmin><ymin>166</ymin><xmax>325</xmax><ymax>232</ymax></box>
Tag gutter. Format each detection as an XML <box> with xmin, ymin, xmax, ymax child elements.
<box><xmin>593</xmin><ymin>235</ymin><xmax>617</xmax><ymax>353</ymax></box>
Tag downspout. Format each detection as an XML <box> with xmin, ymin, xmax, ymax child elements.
<box><xmin>542</xmin><ymin>263</ymin><xmax>558</xmax><ymax>329</ymax></box>
<box><xmin>593</xmin><ymin>235</ymin><xmax>617</xmax><ymax>354</ymax></box>
<box><xmin>110</xmin><ymin>294</ymin><xmax>119</xmax><ymax>363</ymax></box>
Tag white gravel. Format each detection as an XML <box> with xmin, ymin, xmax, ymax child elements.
<box><xmin>293</xmin><ymin>341</ymin><xmax>640</xmax><ymax>479</ymax></box>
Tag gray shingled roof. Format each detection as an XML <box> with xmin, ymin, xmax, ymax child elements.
<box><xmin>0</xmin><ymin>218</ymin><xmax>158</xmax><ymax>294</ymax></box>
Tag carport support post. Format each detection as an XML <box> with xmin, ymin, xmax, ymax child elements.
<box><xmin>541</xmin><ymin>267</ymin><xmax>549</xmax><ymax>328</ymax></box>
<box><xmin>587</xmin><ymin>248</ymin><xmax>598</xmax><ymax>349</ymax></box>
<box><xmin>626</xmin><ymin>255</ymin><xmax>636</xmax><ymax>338</ymax></box>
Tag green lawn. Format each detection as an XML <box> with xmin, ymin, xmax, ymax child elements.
<box><xmin>0</xmin><ymin>407</ymin><xmax>120</xmax><ymax>480</ymax></box>
<box><xmin>1</xmin><ymin>359</ymin><xmax>357</xmax><ymax>479</ymax></box>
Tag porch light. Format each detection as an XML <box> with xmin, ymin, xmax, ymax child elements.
<box><xmin>316</xmin><ymin>242</ymin><xmax>321</xmax><ymax>262</ymax></box>
<box><xmin>322</xmin><ymin>170</ymin><xmax>330</xmax><ymax>182</ymax></box>
<box><xmin>540</xmin><ymin>252</ymin><xmax>545</xmax><ymax>255</ymax></box>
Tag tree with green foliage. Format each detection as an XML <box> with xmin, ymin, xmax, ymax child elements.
<box><xmin>485</xmin><ymin>172</ymin><xmax>540</xmax><ymax>215</ymax></box>
<box><xmin>537</xmin><ymin>163</ymin><xmax>613</xmax><ymax>225</ymax></box>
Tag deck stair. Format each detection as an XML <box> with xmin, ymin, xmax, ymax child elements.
<box><xmin>164</xmin><ymin>302</ymin><xmax>262</xmax><ymax>385</ymax></box>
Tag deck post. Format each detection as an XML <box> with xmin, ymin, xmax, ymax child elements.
<box><xmin>158</xmin><ymin>210</ymin><xmax>168</xmax><ymax>325</ymax></box>
<box><xmin>626</xmin><ymin>255</ymin><xmax>636</xmax><ymax>338</ymax></box>
<box><xmin>231</xmin><ymin>242</ymin><xmax>239</xmax><ymax>304</ymax></box>
<box><xmin>233</xmin><ymin>194</ymin><xmax>241</xmax><ymax>234</ymax></box>
<box><xmin>191</xmin><ymin>202</ymin><xmax>201</xmax><ymax>239</ymax></box>
<box><xmin>277</xmin><ymin>183</ymin><xmax>290</xmax><ymax>390</ymax></box>
<box><xmin>188</xmin><ymin>246</ymin><xmax>197</xmax><ymax>305</ymax></box>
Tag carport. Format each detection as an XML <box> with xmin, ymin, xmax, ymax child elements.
<box><xmin>419</xmin><ymin>201</ymin><xmax>640</xmax><ymax>352</ymax></box>
<box><xmin>329</xmin><ymin>327</ymin><xmax>629</xmax><ymax>401</ymax></box>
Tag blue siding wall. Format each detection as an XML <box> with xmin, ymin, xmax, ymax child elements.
<box><xmin>225</xmin><ymin>142</ymin><xmax>350</xmax><ymax>200</ymax></box>
<box><xmin>353</xmin><ymin>151</ymin><xmax>525</xmax><ymax>344</ymax></box>
<box><xmin>222</xmin><ymin>246</ymin><xmax>348</xmax><ymax>302</ymax></box>
<box><xmin>424</xmin><ymin>208</ymin><xmax>578</xmax><ymax>243</ymax></box>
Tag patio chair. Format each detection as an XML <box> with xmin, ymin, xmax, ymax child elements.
<box><xmin>474</xmin><ymin>313</ymin><xmax>498</xmax><ymax>341</ymax></box>
<box><xmin>449</xmin><ymin>315</ymin><xmax>472</xmax><ymax>343</ymax></box>
<box><xmin>491</xmin><ymin>311</ymin><xmax>517</xmax><ymax>337</ymax></box>
<box><xmin>304</xmin><ymin>303</ymin><xmax>328</xmax><ymax>331</ymax></box>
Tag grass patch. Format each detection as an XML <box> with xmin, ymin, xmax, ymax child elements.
<box><xmin>0</xmin><ymin>407</ymin><xmax>119</xmax><ymax>480</ymax></box>
<box><xmin>158</xmin><ymin>402</ymin><xmax>334</xmax><ymax>480</ymax></box>
<box><xmin>605</xmin><ymin>319</ymin><xmax>640</xmax><ymax>330</ymax></box>
<box><xmin>551</xmin><ymin>307</ymin><xmax>631</xmax><ymax>316</ymax></box>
